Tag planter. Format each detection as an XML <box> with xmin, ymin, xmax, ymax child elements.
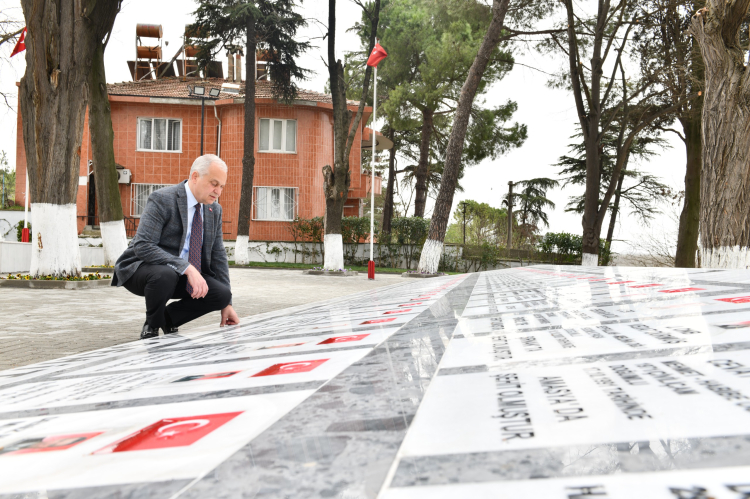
<box><xmin>0</xmin><ymin>278</ymin><xmax>112</xmax><ymax>290</ymax></box>
<box><xmin>402</xmin><ymin>272</ymin><xmax>443</xmax><ymax>278</ymax></box>
<box><xmin>303</xmin><ymin>270</ymin><xmax>359</xmax><ymax>277</ymax></box>
<box><xmin>82</xmin><ymin>266</ymin><xmax>113</xmax><ymax>273</ymax></box>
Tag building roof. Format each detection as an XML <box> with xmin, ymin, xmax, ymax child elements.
<box><xmin>106</xmin><ymin>78</ymin><xmax>357</xmax><ymax>105</ymax></box>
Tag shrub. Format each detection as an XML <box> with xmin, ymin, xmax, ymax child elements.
<box><xmin>16</xmin><ymin>220</ymin><xmax>31</xmax><ymax>242</ymax></box>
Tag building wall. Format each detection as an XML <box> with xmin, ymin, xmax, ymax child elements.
<box><xmin>16</xmin><ymin>96</ymin><xmax>376</xmax><ymax>241</ymax></box>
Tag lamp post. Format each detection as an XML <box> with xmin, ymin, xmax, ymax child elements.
<box><xmin>189</xmin><ymin>85</ymin><xmax>221</xmax><ymax>155</ymax></box>
<box><xmin>461</xmin><ymin>201</ymin><xmax>467</xmax><ymax>245</ymax></box>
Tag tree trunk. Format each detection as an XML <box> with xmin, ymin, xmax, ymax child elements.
<box><xmin>19</xmin><ymin>0</ymin><xmax>120</xmax><ymax>278</ymax></box>
<box><xmin>381</xmin><ymin>126</ymin><xmax>396</xmax><ymax>235</ymax></box>
<box><xmin>322</xmin><ymin>0</ymin><xmax>379</xmax><ymax>270</ymax></box>
<box><xmin>605</xmin><ymin>159</ymin><xmax>628</xmax><ymax>248</ymax></box>
<box><xmin>417</xmin><ymin>0</ymin><xmax>511</xmax><ymax>273</ymax></box>
<box><xmin>674</xmin><ymin>115</ymin><xmax>702</xmax><ymax>267</ymax></box>
<box><xmin>413</xmin><ymin>108</ymin><xmax>433</xmax><ymax>217</ymax></box>
<box><xmin>235</xmin><ymin>11</ymin><xmax>256</xmax><ymax>266</ymax></box>
<box><xmin>89</xmin><ymin>41</ymin><xmax>127</xmax><ymax>266</ymax></box>
<box><xmin>690</xmin><ymin>1</ymin><xmax>750</xmax><ymax>268</ymax></box>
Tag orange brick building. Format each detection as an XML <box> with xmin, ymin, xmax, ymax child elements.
<box><xmin>15</xmin><ymin>77</ymin><xmax>381</xmax><ymax>241</ymax></box>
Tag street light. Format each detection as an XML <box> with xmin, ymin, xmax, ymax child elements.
<box><xmin>189</xmin><ymin>85</ymin><xmax>222</xmax><ymax>155</ymax></box>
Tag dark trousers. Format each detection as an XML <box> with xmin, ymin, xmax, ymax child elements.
<box><xmin>123</xmin><ymin>264</ymin><xmax>232</xmax><ymax>329</ymax></box>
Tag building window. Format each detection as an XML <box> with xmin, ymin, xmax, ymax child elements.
<box><xmin>259</xmin><ymin>118</ymin><xmax>296</xmax><ymax>153</ymax></box>
<box><xmin>137</xmin><ymin>118</ymin><xmax>182</xmax><ymax>152</ymax></box>
<box><xmin>254</xmin><ymin>187</ymin><xmax>297</xmax><ymax>221</ymax></box>
<box><xmin>131</xmin><ymin>183</ymin><xmax>170</xmax><ymax>217</ymax></box>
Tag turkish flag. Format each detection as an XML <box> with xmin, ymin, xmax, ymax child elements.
<box><xmin>366</xmin><ymin>43</ymin><xmax>387</xmax><ymax>67</ymax></box>
<box><xmin>252</xmin><ymin>359</ymin><xmax>328</xmax><ymax>377</ymax></box>
<box><xmin>11</xmin><ymin>28</ymin><xmax>26</xmax><ymax>57</ymax></box>
<box><xmin>317</xmin><ymin>334</ymin><xmax>369</xmax><ymax>345</ymax></box>
<box><xmin>360</xmin><ymin>317</ymin><xmax>395</xmax><ymax>325</ymax></box>
<box><xmin>717</xmin><ymin>296</ymin><xmax>750</xmax><ymax>304</ymax></box>
<box><xmin>94</xmin><ymin>412</ymin><xmax>242</xmax><ymax>453</ymax></box>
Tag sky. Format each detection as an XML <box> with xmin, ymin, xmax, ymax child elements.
<box><xmin>0</xmin><ymin>0</ymin><xmax>687</xmax><ymax>254</ymax></box>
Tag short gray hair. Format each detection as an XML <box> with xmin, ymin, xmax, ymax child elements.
<box><xmin>190</xmin><ymin>154</ymin><xmax>228</xmax><ymax>177</ymax></box>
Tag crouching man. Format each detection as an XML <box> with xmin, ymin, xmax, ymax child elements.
<box><xmin>113</xmin><ymin>154</ymin><xmax>240</xmax><ymax>339</ymax></box>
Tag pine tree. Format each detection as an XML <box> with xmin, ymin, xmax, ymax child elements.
<box><xmin>191</xmin><ymin>0</ymin><xmax>309</xmax><ymax>264</ymax></box>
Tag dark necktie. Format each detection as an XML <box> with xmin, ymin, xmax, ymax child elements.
<box><xmin>186</xmin><ymin>204</ymin><xmax>203</xmax><ymax>294</ymax></box>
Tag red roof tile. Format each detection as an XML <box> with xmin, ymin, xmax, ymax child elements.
<box><xmin>106</xmin><ymin>78</ymin><xmax>358</xmax><ymax>105</ymax></box>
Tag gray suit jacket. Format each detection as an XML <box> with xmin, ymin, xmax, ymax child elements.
<box><xmin>113</xmin><ymin>181</ymin><xmax>231</xmax><ymax>297</ymax></box>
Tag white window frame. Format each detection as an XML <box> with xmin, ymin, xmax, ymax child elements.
<box><xmin>136</xmin><ymin>117</ymin><xmax>183</xmax><ymax>153</ymax></box>
<box><xmin>258</xmin><ymin>118</ymin><xmax>297</xmax><ymax>154</ymax></box>
<box><xmin>131</xmin><ymin>183</ymin><xmax>170</xmax><ymax>217</ymax></box>
<box><xmin>253</xmin><ymin>186</ymin><xmax>298</xmax><ymax>221</ymax></box>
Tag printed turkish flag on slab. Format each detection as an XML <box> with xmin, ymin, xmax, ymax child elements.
<box><xmin>366</xmin><ymin>43</ymin><xmax>388</xmax><ymax>67</ymax></box>
<box><xmin>716</xmin><ymin>296</ymin><xmax>750</xmax><ymax>304</ymax></box>
<box><xmin>10</xmin><ymin>28</ymin><xmax>26</xmax><ymax>57</ymax></box>
<box><xmin>318</xmin><ymin>334</ymin><xmax>369</xmax><ymax>345</ymax></box>
<box><xmin>94</xmin><ymin>412</ymin><xmax>241</xmax><ymax>453</ymax></box>
<box><xmin>252</xmin><ymin>359</ymin><xmax>329</xmax><ymax>377</ymax></box>
<box><xmin>360</xmin><ymin>318</ymin><xmax>395</xmax><ymax>325</ymax></box>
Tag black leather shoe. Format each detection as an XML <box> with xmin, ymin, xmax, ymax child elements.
<box><xmin>162</xmin><ymin>326</ymin><xmax>179</xmax><ymax>335</ymax></box>
<box><xmin>141</xmin><ymin>321</ymin><xmax>160</xmax><ymax>340</ymax></box>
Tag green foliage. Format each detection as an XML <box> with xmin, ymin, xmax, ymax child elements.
<box><xmin>444</xmin><ymin>200</ymin><xmax>510</xmax><ymax>246</ymax></box>
<box><xmin>538</xmin><ymin>232</ymin><xmax>612</xmax><ymax>265</ymax></box>
<box><xmin>16</xmin><ymin>220</ymin><xmax>31</xmax><ymax>242</ymax></box>
<box><xmin>346</xmin><ymin>0</ymin><xmax>526</xmax><ymax>201</ymax></box>
<box><xmin>286</xmin><ymin>216</ymin><xmax>324</xmax><ymax>263</ymax></box>
<box><xmin>341</xmin><ymin>216</ymin><xmax>371</xmax><ymax>244</ymax></box>
<box><xmin>503</xmin><ymin>177</ymin><xmax>559</xmax><ymax>247</ymax></box>
<box><xmin>387</xmin><ymin>217</ymin><xmax>429</xmax><ymax>269</ymax></box>
<box><xmin>390</xmin><ymin>216</ymin><xmax>429</xmax><ymax>246</ymax></box>
<box><xmin>190</xmin><ymin>0</ymin><xmax>310</xmax><ymax>103</ymax></box>
<box><xmin>0</xmin><ymin>151</ymin><xmax>14</xmax><ymax>208</ymax></box>
<box><xmin>556</xmin><ymin>127</ymin><xmax>671</xmax><ymax>224</ymax></box>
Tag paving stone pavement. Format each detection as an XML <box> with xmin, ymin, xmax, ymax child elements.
<box><xmin>0</xmin><ymin>269</ymin><xmax>407</xmax><ymax>370</ymax></box>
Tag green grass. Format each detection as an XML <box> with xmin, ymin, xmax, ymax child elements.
<box><xmin>0</xmin><ymin>205</ymin><xmax>26</xmax><ymax>211</ymax></box>
<box><xmin>228</xmin><ymin>260</ymin><xmax>460</xmax><ymax>275</ymax></box>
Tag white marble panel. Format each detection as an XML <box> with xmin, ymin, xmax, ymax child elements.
<box><xmin>399</xmin><ymin>350</ymin><xmax>750</xmax><ymax>457</ymax></box>
<box><xmin>0</xmin><ymin>391</ymin><xmax>314</xmax><ymax>493</ymax></box>
<box><xmin>382</xmin><ymin>466</ymin><xmax>750</xmax><ymax>499</ymax></box>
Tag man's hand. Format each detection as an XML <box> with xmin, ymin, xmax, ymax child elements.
<box><xmin>185</xmin><ymin>265</ymin><xmax>209</xmax><ymax>299</ymax></box>
<box><xmin>220</xmin><ymin>304</ymin><xmax>240</xmax><ymax>326</ymax></box>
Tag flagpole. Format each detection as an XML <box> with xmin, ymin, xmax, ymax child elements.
<box><xmin>368</xmin><ymin>62</ymin><xmax>377</xmax><ymax>280</ymax></box>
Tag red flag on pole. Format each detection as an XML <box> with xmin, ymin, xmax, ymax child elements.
<box><xmin>11</xmin><ymin>28</ymin><xmax>26</xmax><ymax>57</ymax></box>
<box><xmin>366</xmin><ymin>43</ymin><xmax>387</xmax><ymax>67</ymax></box>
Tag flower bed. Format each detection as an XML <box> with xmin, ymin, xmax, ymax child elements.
<box><xmin>2</xmin><ymin>272</ymin><xmax>107</xmax><ymax>281</ymax></box>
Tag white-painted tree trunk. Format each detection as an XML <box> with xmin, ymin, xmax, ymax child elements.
<box><xmin>581</xmin><ymin>252</ymin><xmax>598</xmax><ymax>267</ymax></box>
<box><xmin>235</xmin><ymin>235</ymin><xmax>250</xmax><ymax>265</ymax></box>
<box><xmin>700</xmin><ymin>246</ymin><xmax>750</xmax><ymax>269</ymax></box>
<box><xmin>418</xmin><ymin>238</ymin><xmax>443</xmax><ymax>274</ymax></box>
<box><xmin>30</xmin><ymin>203</ymin><xmax>81</xmax><ymax>277</ymax></box>
<box><xmin>323</xmin><ymin>234</ymin><xmax>344</xmax><ymax>270</ymax></box>
<box><xmin>100</xmin><ymin>220</ymin><xmax>128</xmax><ymax>266</ymax></box>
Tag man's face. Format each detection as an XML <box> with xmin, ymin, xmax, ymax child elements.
<box><xmin>189</xmin><ymin>162</ymin><xmax>227</xmax><ymax>204</ymax></box>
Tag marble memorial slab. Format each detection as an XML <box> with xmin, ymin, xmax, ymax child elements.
<box><xmin>2</xmin><ymin>267</ymin><xmax>750</xmax><ymax>498</ymax></box>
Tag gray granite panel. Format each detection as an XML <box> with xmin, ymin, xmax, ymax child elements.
<box><xmin>0</xmin><ymin>480</ymin><xmax>192</xmax><ymax>499</ymax></box>
<box><xmin>175</xmin><ymin>274</ymin><xmax>479</xmax><ymax>499</ymax></box>
<box><xmin>390</xmin><ymin>434</ymin><xmax>750</xmax><ymax>487</ymax></box>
